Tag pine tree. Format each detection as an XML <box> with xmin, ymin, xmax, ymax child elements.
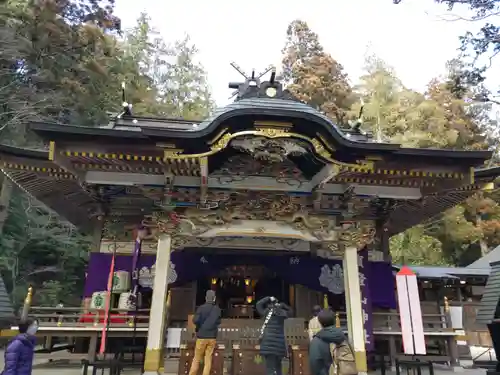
<box><xmin>281</xmin><ymin>20</ymin><xmax>354</xmax><ymax>125</ymax></box>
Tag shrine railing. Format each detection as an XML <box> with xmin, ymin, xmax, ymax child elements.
<box><xmin>22</xmin><ymin>307</ymin><xmax>453</xmax><ymax>333</ymax></box>
<box><xmin>26</xmin><ymin>306</ymin><xmax>151</xmax><ymax>327</ymax></box>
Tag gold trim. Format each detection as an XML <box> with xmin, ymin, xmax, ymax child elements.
<box><xmin>208</xmin><ymin>128</ymin><xmax>229</xmax><ymax>145</ymax></box>
<box><xmin>482</xmin><ymin>182</ymin><xmax>495</xmax><ymax>191</ymax></box>
<box><xmin>48</xmin><ymin>141</ymin><xmax>55</xmax><ymax>161</ymax></box>
<box><xmin>253</xmin><ymin>121</ymin><xmax>293</xmax><ymax>128</ymax></box>
<box><xmin>0</xmin><ymin>329</ymin><xmax>16</xmax><ymax>337</ymax></box>
<box><xmin>214</xmin><ymin>231</ymin><xmax>309</xmax><ymax>240</ymax></box>
<box><xmin>143</xmin><ymin>348</ymin><xmax>163</xmax><ymax>372</ymax></box>
<box><xmin>316</xmin><ymin>133</ymin><xmax>331</xmax><ymax>150</ymax></box>
<box><xmin>25</xmin><ymin>286</ymin><xmax>33</xmax><ymax>304</ymax></box>
<box><xmin>154</xmin><ymin>128</ymin><xmax>375</xmax><ymax>172</ymax></box>
<box><xmin>354</xmin><ymin>350</ymin><xmax>368</xmax><ymax>372</ymax></box>
<box><xmin>163</xmin><ymin>149</ymin><xmax>184</xmax><ymax>159</ymax></box>
<box><xmin>470</xmin><ymin>167</ymin><xmax>475</xmax><ymax>184</ymax></box>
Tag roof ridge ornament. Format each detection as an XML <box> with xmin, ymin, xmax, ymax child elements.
<box><xmin>227</xmin><ymin>62</ymin><xmax>299</xmax><ymax>102</ymax></box>
<box><xmin>116</xmin><ymin>82</ymin><xmax>133</xmax><ymax>119</ymax></box>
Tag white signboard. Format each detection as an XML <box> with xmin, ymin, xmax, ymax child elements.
<box><xmin>396</xmin><ymin>266</ymin><xmax>426</xmax><ymax>355</ymax></box>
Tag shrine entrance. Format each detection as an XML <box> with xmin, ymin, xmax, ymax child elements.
<box><xmin>195</xmin><ymin>263</ymin><xmax>291</xmax><ymax>319</ymax></box>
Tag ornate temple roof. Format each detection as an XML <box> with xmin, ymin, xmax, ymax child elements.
<box><xmin>0</xmin><ymin>71</ymin><xmax>498</xmax><ymax>236</ymax></box>
<box><xmin>30</xmin><ymin>97</ymin><xmax>491</xmax><ymax>161</ymax></box>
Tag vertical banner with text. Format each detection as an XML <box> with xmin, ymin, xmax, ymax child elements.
<box><xmin>358</xmin><ymin>248</ymin><xmax>374</xmax><ymax>351</ymax></box>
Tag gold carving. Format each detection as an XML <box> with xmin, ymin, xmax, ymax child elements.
<box><xmin>230</xmin><ymin>136</ymin><xmax>307</xmax><ymax>163</ymax></box>
<box><xmin>154</xmin><ymin>128</ymin><xmax>375</xmax><ymax>173</ymax></box>
<box><xmin>143</xmin><ymin>195</ymin><xmax>339</xmax><ymax>240</ymax></box>
<box><xmin>208</xmin><ymin>128</ymin><xmax>229</xmax><ymax>145</ymax></box>
<box><xmin>311</xmin><ymin>138</ymin><xmax>332</xmax><ymax>160</ymax></box>
<box><xmin>338</xmin><ymin>221</ymin><xmax>376</xmax><ymax>248</ymax></box>
<box><xmin>253</xmin><ymin>121</ymin><xmax>293</xmax><ymax>128</ymax></box>
<box><xmin>255</xmin><ymin>127</ymin><xmax>290</xmax><ymax>138</ymax></box>
<box><xmin>163</xmin><ymin>149</ymin><xmax>183</xmax><ymax>159</ymax></box>
<box><xmin>210</xmin><ymin>132</ymin><xmax>233</xmax><ymax>152</ymax></box>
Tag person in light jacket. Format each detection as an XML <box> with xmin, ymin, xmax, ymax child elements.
<box><xmin>3</xmin><ymin>319</ymin><xmax>38</xmax><ymax>375</ymax></box>
<box><xmin>308</xmin><ymin>305</ymin><xmax>322</xmax><ymax>341</ymax></box>
<box><xmin>188</xmin><ymin>290</ymin><xmax>221</xmax><ymax>375</ymax></box>
<box><xmin>256</xmin><ymin>296</ymin><xmax>291</xmax><ymax>375</ymax></box>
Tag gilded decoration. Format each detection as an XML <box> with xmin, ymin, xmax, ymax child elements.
<box><xmin>318</xmin><ymin>221</ymin><xmax>376</xmax><ymax>251</ymax></box>
<box><xmin>192</xmin><ymin>236</ymin><xmax>303</xmax><ymax>250</ymax></box>
<box><xmin>212</xmin><ymin>154</ymin><xmax>305</xmax><ymax>186</ymax></box>
<box><xmin>158</xmin><ymin>127</ymin><xmax>375</xmax><ymax>173</ymax></box>
<box><xmin>142</xmin><ymin>194</ymin><xmax>338</xmax><ymax>240</ymax></box>
<box><xmin>338</xmin><ymin>221</ymin><xmax>377</xmax><ymax>248</ymax></box>
<box><xmin>230</xmin><ymin>136</ymin><xmax>307</xmax><ymax>163</ymax></box>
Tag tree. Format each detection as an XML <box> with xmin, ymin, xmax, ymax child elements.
<box><xmin>0</xmin><ymin>6</ymin><xmax>216</xmax><ymax>308</ymax></box>
<box><xmin>0</xmin><ymin>192</ymin><xmax>90</xmax><ymax>308</ymax></box>
<box><xmin>354</xmin><ymin>54</ymin><xmax>498</xmax><ymax>264</ymax></box>
<box><xmin>393</xmin><ymin>0</ymin><xmax>500</xmax><ymax>103</ymax></box>
<box><xmin>281</xmin><ymin>20</ymin><xmax>354</xmax><ymax>125</ymax></box>
<box><xmin>390</xmin><ymin>226</ymin><xmax>449</xmax><ymax>265</ymax></box>
<box><xmin>281</xmin><ymin>20</ymin><xmax>324</xmax><ymax>85</ymax></box>
<box><xmin>121</xmin><ymin>14</ymin><xmax>214</xmax><ymax>119</ymax></box>
<box><xmin>350</xmin><ymin>55</ymin><xmax>404</xmax><ymax>142</ymax></box>
<box><xmin>160</xmin><ymin>35</ymin><xmax>214</xmax><ymax>119</ymax></box>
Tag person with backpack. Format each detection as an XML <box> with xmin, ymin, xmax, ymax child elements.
<box><xmin>3</xmin><ymin>319</ymin><xmax>38</xmax><ymax>375</ymax></box>
<box><xmin>256</xmin><ymin>296</ymin><xmax>291</xmax><ymax>375</ymax></box>
<box><xmin>188</xmin><ymin>290</ymin><xmax>222</xmax><ymax>375</ymax></box>
<box><xmin>309</xmin><ymin>310</ymin><xmax>353</xmax><ymax>375</ymax></box>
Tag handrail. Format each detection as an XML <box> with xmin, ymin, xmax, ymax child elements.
<box><xmin>472</xmin><ymin>346</ymin><xmax>494</xmax><ymax>362</ymax></box>
<box><xmin>25</xmin><ymin>306</ymin><xmax>453</xmax><ymax>333</ymax></box>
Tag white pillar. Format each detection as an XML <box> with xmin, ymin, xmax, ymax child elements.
<box><xmin>143</xmin><ymin>234</ymin><xmax>172</xmax><ymax>375</ymax></box>
<box><xmin>343</xmin><ymin>246</ymin><xmax>367</xmax><ymax>375</ymax></box>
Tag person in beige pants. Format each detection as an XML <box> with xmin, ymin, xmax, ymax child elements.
<box><xmin>188</xmin><ymin>290</ymin><xmax>221</xmax><ymax>375</ymax></box>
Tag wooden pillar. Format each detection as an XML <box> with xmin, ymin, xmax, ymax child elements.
<box><xmin>289</xmin><ymin>285</ymin><xmax>295</xmax><ymax>314</ymax></box>
<box><xmin>143</xmin><ymin>234</ymin><xmax>172</xmax><ymax>375</ymax></box>
<box><xmin>443</xmin><ymin>297</ymin><xmax>463</xmax><ymax>367</ymax></box>
<box><xmin>376</xmin><ymin>221</ymin><xmax>390</xmax><ymax>262</ymax></box>
<box><xmin>343</xmin><ymin>246</ymin><xmax>367</xmax><ymax>375</ymax></box>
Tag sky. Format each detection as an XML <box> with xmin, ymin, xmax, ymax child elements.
<box><xmin>114</xmin><ymin>0</ymin><xmax>494</xmax><ymax>107</ymax></box>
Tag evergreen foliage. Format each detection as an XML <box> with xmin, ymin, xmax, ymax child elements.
<box><xmin>0</xmin><ymin>2</ymin><xmax>213</xmax><ymax>308</ymax></box>
<box><xmin>281</xmin><ymin>19</ymin><xmax>500</xmax><ymax>266</ymax></box>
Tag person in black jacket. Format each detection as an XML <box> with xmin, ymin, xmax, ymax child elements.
<box><xmin>256</xmin><ymin>296</ymin><xmax>291</xmax><ymax>375</ymax></box>
<box><xmin>188</xmin><ymin>290</ymin><xmax>222</xmax><ymax>375</ymax></box>
<box><xmin>309</xmin><ymin>309</ymin><xmax>346</xmax><ymax>375</ymax></box>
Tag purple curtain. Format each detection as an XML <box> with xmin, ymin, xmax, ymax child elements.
<box><xmin>83</xmin><ymin>251</ymin><xmax>396</xmax><ymax>309</ymax></box>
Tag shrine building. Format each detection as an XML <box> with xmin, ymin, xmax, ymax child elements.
<box><xmin>0</xmin><ymin>71</ymin><xmax>499</xmax><ymax>375</ymax></box>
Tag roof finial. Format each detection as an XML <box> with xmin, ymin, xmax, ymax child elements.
<box><xmin>117</xmin><ymin>82</ymin><xmax>132</xmax><ymax>118</ymax></box>
<box><xmin>227</xmin><ymin>62</ymin><xmax>282</xmax><ymax>101</ymax></box>
<box><xmin>350</xmin><ymin>98</ymin><xmax>364</xmax><ymax>133</ymax></box>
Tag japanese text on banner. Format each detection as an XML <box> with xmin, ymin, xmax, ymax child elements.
<box><xmin>359</xmin><ymin>248</ymin><xmax>374</xmax><ymax>351</ymax></box>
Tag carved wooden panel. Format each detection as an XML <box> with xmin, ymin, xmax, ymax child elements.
<box><xmin>178</xmin><ymin>342</ymin><xmax>224</xmax><ymax>375</ymax></box>
<box><xmin>290</xmin><ymin>345</ymin><xmax>310</xmax><ymax>375</ymax></box>
<box><xmin>232</xmin><ymin>345</ymin><xmax>266</xmax><ymax>375</ymax></box>
<box><xmin>232</xmin><ymin>345</ymin><xmax>291</xmax><ymax>375</ymax></box>
<box><xmin>171</xmin><ymin>282</ymin><xmax>196</xmax><ymax>321</ymax></box>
